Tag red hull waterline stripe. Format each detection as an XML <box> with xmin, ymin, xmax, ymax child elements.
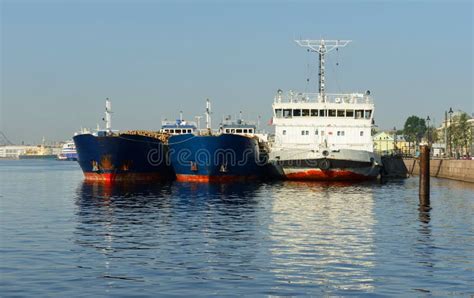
<box><xmin>176</xmin><ymin>174</ymin><xmax>258</xmax><ymax>183</ymax></box>
<box><xmin>285</xmin><ymin>169</ymin><xmax>376</xmax><ymax>181</ymax></box>
<box><xmin>84</xmin><ymin>172</ymin><xmax>164</xmax><ymax>182</ymax></box>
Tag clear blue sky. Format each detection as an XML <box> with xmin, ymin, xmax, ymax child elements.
<box><xmin>1</xmin><ymin>0</ymin><xmax>473</xmax><ymax>144</ymax></box>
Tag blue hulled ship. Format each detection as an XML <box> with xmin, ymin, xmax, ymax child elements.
<box><xmin>168</xmin><ymin>100</ymin><xmax>269</xmax><ymax>182</ymax></box>
<box><xmin>73</xmin><ymin>98</ymin><xmax>174</xmax><ymax>182</ymax></box>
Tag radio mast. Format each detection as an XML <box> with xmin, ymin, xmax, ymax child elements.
<box><xmin>295</xmin><ymin>39</ymin><xmax>351</xmax><ymax>101</ymax></box>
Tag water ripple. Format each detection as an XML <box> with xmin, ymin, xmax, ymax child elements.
<box><xmin>1</xmin><ymin>160</ymin><xmax>473</xmax><ymax>296</ymax></box>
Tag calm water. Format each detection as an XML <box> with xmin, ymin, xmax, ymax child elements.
<box><xmin>1</xmin><ymin>160</ymin><xmax>473</xmax><ymax>296</ymax></box>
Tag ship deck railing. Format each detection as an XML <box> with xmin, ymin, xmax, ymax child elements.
<box><xmin>274</xmin><ymin>92</ymin><xmax>373</xmax><ymax>105</ymax></box>
<box><xmin>161</xmin><ymin>120</ymin><xmax>198</xmax><ymax>128</ymax></box>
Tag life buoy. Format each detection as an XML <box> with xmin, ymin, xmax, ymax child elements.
<box><xmin>319</xmin><ymin>159</ymin><xmax>331</xmax><ymax>170</ymax></box>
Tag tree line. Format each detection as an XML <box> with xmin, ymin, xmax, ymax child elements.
<box><xmin>402</xmin><ymin>113</ymin><xmax>472</xmax><ymax>156</ymax></box>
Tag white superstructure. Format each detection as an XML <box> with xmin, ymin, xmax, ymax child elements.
<box><xmin>272</xmin><ymin>91</ymin><xmax>374</xmax><ymax>152</ymax></box>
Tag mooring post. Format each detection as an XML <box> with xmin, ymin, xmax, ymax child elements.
<box><xmin>419</xmin><ymin>145</ymin><xmax>430</xmax><ymax>206</ymax></box>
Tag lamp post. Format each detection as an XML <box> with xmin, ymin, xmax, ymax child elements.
<box><xmin>426</xmin><ymin>116</ymin><xmax>431</xmax><ymax>147</ymax></box>
<box><xmin>448</xmin><ymin>107</ymin><xmax>453</xmax><ymax>157</ymax></box>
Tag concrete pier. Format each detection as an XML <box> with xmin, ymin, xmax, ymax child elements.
<box><xmin>404</xmin><ymin>158</ymin><xmax>474</xmax><ymax>183</ymax></box>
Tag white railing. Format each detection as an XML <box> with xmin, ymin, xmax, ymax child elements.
<box><xmin>274</xmin><ymin>91</ymin><xmax>373</xmax><ymax>105</ymax></box>
<box><xmin>220</xmin><ymin>119</ymin><xmax>257</xmax><ymax>126</ymax></box>
<box><xmin>161</xmin><ymin>120</ymin><xmax>198</xmax><ymax>127</ymax></box>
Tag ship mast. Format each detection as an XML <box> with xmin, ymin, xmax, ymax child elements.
<box><xmin>205</xmin><ymin>98</ymin><xmax>211</xmax><ymax>130</ymax></box>
<box><xmin>105</xmin><ymin>98</ymin><xmax>112</xmax><ymax>131</ymax></box>
<box><xmin>295</xmin><ymin>39</ymin><xmax>351</xmax><ymax>101</ymax></box>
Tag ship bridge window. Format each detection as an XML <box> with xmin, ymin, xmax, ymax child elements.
<box><xmin>319</xmin><ymin>109</ymin><xmax>326</xmax><ymax>117</ymax></box>
<box><xmin>346</xmin><ymin>110</ymin><xmax>354</xmax><ymax>117</ymax></box>
<box><xmin>301</xmin><ymin>130</ymin><xmax>309</xmax><ymax>135</ymax></box>
<box><xmin>365</xmin><ymin>110</ymin><xmax>372</xmax><ymax>119</ymax></box>
<box><xmin>302</xmin><ymin>109</ymin><xmax>310</xmax><ymax>116</ymax></box>
<box><xmin>355</xmin><ymin>110</ymin><xmax>364</xmax><ymax>119</ymax></box>
<box><xmin>283</xmin><ymin>109</ymin><xmax>292</xmax><ymax>118</ymax></box>
<box><xmin>293</xmin><ymin>109</ymin><xmax>301</xmax><ymax>117</ymax></box>
<box><xmin>328</xmin><ymin>110</ymin><xmax>336</xmax><ymax>117</ymax></box>
<box><xmin>231</xmin><ymin>129</ymin><xmax>236</xmax><ymax>133</ymax></box>
<box><xmin>311</xmin><ymin>109</ymin><xmax>318</xmax><ymax>116</ymax></box>
<box><xmin>249</xmin><ymin>129</ymin><xmax>254</xmax><ymax>133</ymax></box>
<box><xmin>275</xmin><ymin>109</ymin><xmax>282</xmax><ymax>118</ymax></box>
<box><xmin>337</xmin><ymin>110</ymin><xmax>345</xmax><ymax>117</ymax></box>
<box><xmin>175</xmin><ymin>129</ymin><xmax>182</xmax><ymax>134</ymax></box>
<box><xmin>236</xmin><ymin>129</ymin><xmax>243</xmax><ymax>133</ymax></box>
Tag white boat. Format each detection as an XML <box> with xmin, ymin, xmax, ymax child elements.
<box><xmin>268</xmin><ymin>39</ymin><xmax>381</xmax><ymax>181</ymax></box>
<box><xmin>57</xmin><ymin>141</ymin><xmax>78</xmax><ymax>161</ymax></box>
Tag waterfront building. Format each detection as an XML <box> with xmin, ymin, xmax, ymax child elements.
<box><xmin>373</xmin><ymin>132</ymin><xmax>394</xmax><ymax>155</ymax></box>
<box><xmin>431</xmin><ymin>143</ymin><xmax>446</xmax><ymax>157</ymax></box>
<box><xmin>0</xmin><ymin>146</ymin><xmax>37</xmax><ymax>159</ymax></box>
<box><xmin>394</xmin><ymin>135</ymin><xmax>411</xmax><ymax>155</ymax></box>
<box><xmin>436</xmin><ymin>110</ymin><xmax>472</xmax><ymax>158</ymax></box>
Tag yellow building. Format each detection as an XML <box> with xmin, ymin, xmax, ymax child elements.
<box><xmin>394</xmin><ymin>135</ymin><xmax>412</xmax><ymax>156</ymax></box>
<box><xmin>373</xmin><ymin>132</ymin><xmax>394</xmax><ymax>154</ymax></box>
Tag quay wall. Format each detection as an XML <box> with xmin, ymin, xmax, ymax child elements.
<box><xmin>404</xmin><ymin>159</ymin><xmax>474</xmax><ymax>183</ymax></box>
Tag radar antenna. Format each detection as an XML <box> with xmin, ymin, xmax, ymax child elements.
<box><xmin>295</xmin><ymin>39</ymin><xmax>351</xmax><ymax>101</ymax></box>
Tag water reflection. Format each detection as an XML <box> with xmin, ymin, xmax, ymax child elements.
<box><xmin>70</xmin><ymin>178</ymin><xmax>474</xmax><ymax>296</ymax></box>
<box><xmin>268</xmin><ymin>181</ymin><xmax>376</xmax><ymax>294</ymax></box>
<box><xmin>73</xmin><ymin>181</ymin><xmax>265</xmax><ymax>290</ymax></box>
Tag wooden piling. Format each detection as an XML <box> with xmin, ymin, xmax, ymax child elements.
<box><xmin>419</xmin><ymin>145</ymin><xmax>430</xmax><ymax>206</ymax></box>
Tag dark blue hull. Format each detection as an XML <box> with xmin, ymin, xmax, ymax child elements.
<box><xmin>73</xmin><ymin>133</ymin><xmax>173</xmax><ymax>181</ymax></box>
<box><xmin>168</xmin><ymin>134</ymin><xmax>267</xmax><ymax>182</ymax></box>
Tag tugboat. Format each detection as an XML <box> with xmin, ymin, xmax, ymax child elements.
<box><xmin>168</xmin><ymin>99</ymin><xmax>269</xmax><ymax>182</ymax></box>
<box><xmin>269</xmin><ymin>39</ymin><xmax>381</xmax><ymax>181</ymax></box>
<box><xmin>73</xmin><ymin>98</ymin><xmax>174</xmax><ymax>182</ymax></box>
